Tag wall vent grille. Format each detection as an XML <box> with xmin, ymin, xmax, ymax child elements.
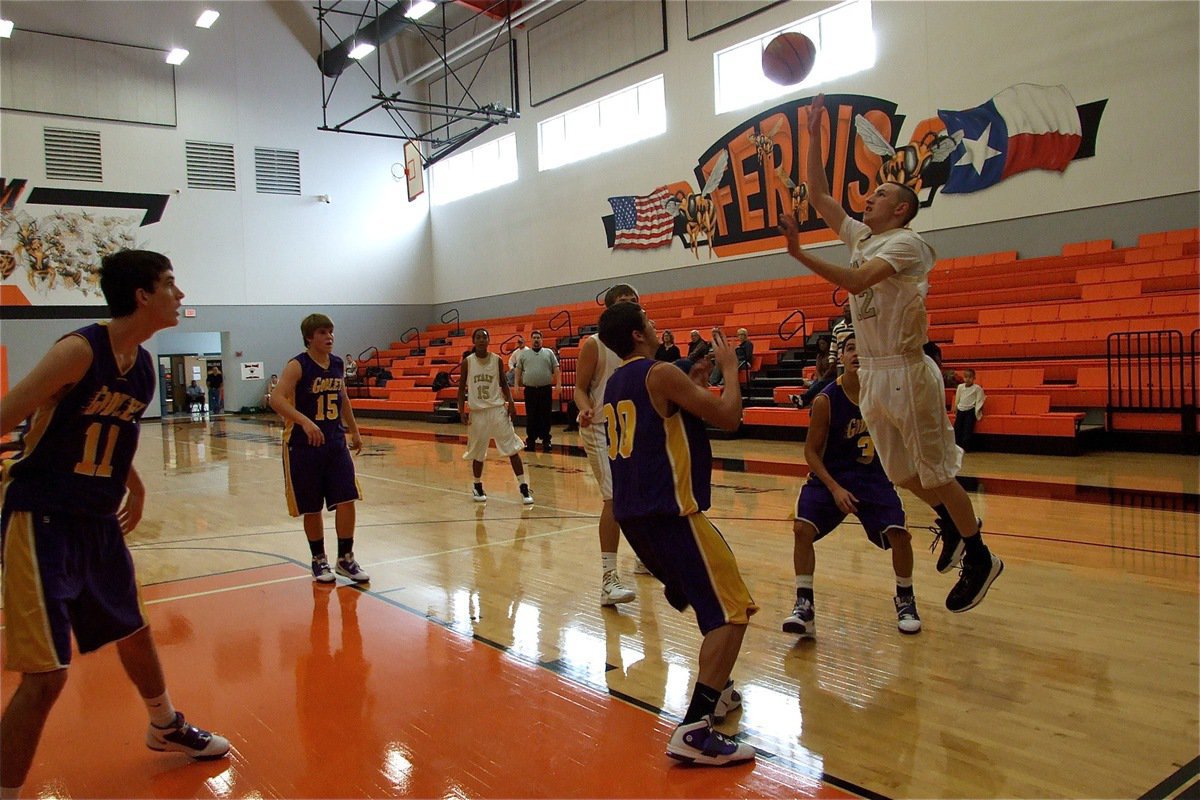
<box><xmin>44</xmin><ymin>127</ymin><xmax>102</xmax><ymax>182</ymax></box>
<box><xmin>185</xmin><ymin>140</ymin><xmax>237</xmax><ymax>191</ymax></box>
<box><xmin>254</xmin><ymin>147</ymin><xmax>301</xmax><ymax>195</ymax></box>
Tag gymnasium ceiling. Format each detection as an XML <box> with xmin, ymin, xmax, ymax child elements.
<box><xmin>2</xmin><ymin>0</ymin><xmax>556</xmax><ymax>88</ymax></box>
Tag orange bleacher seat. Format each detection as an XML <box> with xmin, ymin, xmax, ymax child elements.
<box><xmin>1013</xmin><ymin>395</ymin><xmax>1051</xmax><ymax>415</ymax></box>
<box><xmin>1163</xmin><ymin>257</ymin><xmax>1200</xmax><ymax>276</ymax></box>
<box><xmin>979</xmin><ymin>328</ymin><xmax>1006</xmax><ymax>345</ymax></box>
<box><xmin>986</xmin><ymin>395</ymin><xmax>1016</xmax><ymax>415</ymax></box>
<box><xmin>742</xmin><ymin>407</ymin><xmax>810</xmax><ymax>427</ymax></box>
<box><xmin>1029</xmin><ymin>305</ymin><xmax>1060</xmax><ymax>323</ymax></box>
<box><xmin>1149</xmin><ymin>294</ymin><xmax>1195</xmax><ymax>315</ymax></box>
<box><xmin>1009</xmin><ymin>368</ymin><xmax>1045</xmax><ymax>386</ymax></box>
<box><xmin>974</xmin><ymin>369</ymin><xmax>1011</xmax><ymax>387</ymax></box>
<box><xmin>1062</xmin><ymin>240</ymin><xmax>1113</xmax><ymax>257</ymax></box>
<box><xmin>1080</xmin><ymin>281</ymin><xmax>1141</xmax><ymax>301</ymax></box>
<box><xmin>1075</xmin><ymin>367</ymin><xmax>1108</xmax><ymax>387</ymax></box>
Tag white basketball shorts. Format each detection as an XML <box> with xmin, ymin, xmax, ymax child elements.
<box><xmin>858</xmin><ymin>352</ymin><xmax>962</xmax><ymax>489</ymax></box>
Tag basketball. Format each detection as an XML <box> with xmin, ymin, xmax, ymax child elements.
<box><xmin>761</xmin><ymin>32</ymin><xmax>816</xmax><ymax>86</ymax></box>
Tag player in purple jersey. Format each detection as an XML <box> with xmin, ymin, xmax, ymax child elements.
<box><xmin>271</xmin><ymin>314</ymin><xmax>369</xmax><ymax>584</ymax></box>
<box><xmin>598</xmin><ymin>302</ymin><xmax>756</xmax><ymax>767</ymax></box>
<box><xmin>784</xmin><ymin>332</ymin><xmax>921</xmax><ymax>639</ymax></box>
<box><xmin>0</xmin><ymin>250</ymin><xmax>229</xmax><ymax>797</ymax></box>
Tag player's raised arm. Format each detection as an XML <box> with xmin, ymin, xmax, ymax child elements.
<box><xmin>648</xmin><ymin>330</ymin><xmax>742</xmax><ymax>431</ymax></box>
<box><xmin>801</xmin><ymin>94</ymin><xmax>847</xmax><ymax>233</ymax></box>
<box><xmin>0</xmin><ymin>335</ymin><xmax>92</xmax><ymax>436</ymax></box>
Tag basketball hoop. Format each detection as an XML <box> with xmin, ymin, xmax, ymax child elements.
<box><xmin>403</xmin><ymin>140</ymin><xmax>424</xmax><ymax>202</ymax></box>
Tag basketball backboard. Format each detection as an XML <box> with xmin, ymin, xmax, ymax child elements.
<box><xmin>404</xmin><ymin>140</ymin><xmax>424</xmax><ymax>202</ymax></box>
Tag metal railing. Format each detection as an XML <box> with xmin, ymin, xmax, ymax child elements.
<box><xmin>399</xmin><ymin>326</ymin><xmax>424</xmax><ymax>355</ymax></box>
<box><xmin>350</xmin><ymin>346</ymin><xmax>382</xmax><ymax>396</ymax></box>
<box><xmin>1106</xmin><ymin>330</ymin><xmax>1186</xmax><ymax>432</ymax></box>
<box><xmin>440</xmin><ymin>308</ymin><xmax>464</xmax><ymax>337</ymax></box>
<box><xmin>549</xmin><ymin>309</ymin><xmax>573</xmax><ymax>342</ymax></box>
<box><xmin>499</xmin><ymin>332</ymin><xmax>523</xmax><ymax>356</ymax></box>
<box><xmin>558</xmin><ymin>356</ymin><xmax>577</xmax><ymax>405</ymax></box>
<box><xmin>1188</xmin><ymin>329</ymin><xmax>1199</xmax><ymax>435</ymax></box>
<box><xmin>777</xmin><ymin>309</ymin><xmax>807</xmax><ymax>343</ymax></box>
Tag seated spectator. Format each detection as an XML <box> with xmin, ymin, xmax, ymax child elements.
<box><xmin>953</xmin><ymin>369</ymin><xmax>986</xmax><ymax>451</ymax></box>
<box><xmin>711</xmin><ymin>328</ymin><xmax>754</xmax><ymax>386</ymax></box>
<box><xmin>185</xmin><ymin>380</ymin><xmax>205</xmax><ymax>413</ymax></box>
<box><xmin>831</xmin><ymin>306</ymin><xmax>854</xmax><ymax>350</ymax></box>
<box><xmin>655</xmin><ymin>330</ymin><xmax>681</xmax><ymax>362</ymax></box>
<box><xmin>687</xmin><ymin>330</ymin><xmax>711</xmax><ymax>361</ymax></box>
<box><xmin>790</xmin><ymin>337</ymin><xmax>835</xmax><ymax>409</ymax></box>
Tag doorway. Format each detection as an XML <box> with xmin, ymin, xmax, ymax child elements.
<box><xmin>156</xmin><ymin>330</ymin><xmax>224</xmax><ymax>418</ymax></box>
<box><xmin>159</xmin><ymin>353</ymin><xmax>217</xmax><ymax>416</ymax></box>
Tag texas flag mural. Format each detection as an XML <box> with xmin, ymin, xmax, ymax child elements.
<box><xmin>937</xmin><ymin>84</ymin><xmax>1095</xmax><ymax>194</ymax></box>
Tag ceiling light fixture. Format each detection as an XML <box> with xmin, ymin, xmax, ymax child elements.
<box><xmin>0</xmin><ymin>19</ymin><xmax>14</xmax><ymax>38</ymax></box>
<box><xmin>405</xmin><ymin>0</ymin><xmax>436</xmax><ymax>20</ymax></box>
<box><xmin>195</xmin><ymin>10</ymin><xmax>220</xmax><ymax>28</ymax></box>
<box><xmin>348</xmin><ymin>42</ymin><xmax>376</xmax><ymax>59</ymax></box>
<box><xmin>166</xmin><ymin>48</ymin><xmax>189</xmax><ymax>65</ymax></box>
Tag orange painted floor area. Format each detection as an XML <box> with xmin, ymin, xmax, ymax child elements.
<box><xmin>1</xmin><ymin>566</ymin><xmax>855</xmax><ymax>799</ymax></box>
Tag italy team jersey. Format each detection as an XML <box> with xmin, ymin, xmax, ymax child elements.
<box><xmin>285</xmin><ymin>353</ymin><xmax>346</xmax><ymax>447</ymax></box>
<box><xmin>808</xmin><ymin>377</ymin><xmax>886</xmax><ymax>483</ymax></box>
<box><xmin>602</xmin><ymin>357</ymin><xmax>712</xmax><ymax>521</ymax></box>
<box><xmin>464</xmin><ymin>352</ymin><xmax>506</xmax><ymax>410</ymax></box>
<box><xmin>4</xmin><ymin>323</ymin><xmax>155</xmax><ymax>516</ymax></box>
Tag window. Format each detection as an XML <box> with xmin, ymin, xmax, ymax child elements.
<box><xmin>430</xmin><ymin>133</ymin><xmax>518</xmax><ymax>206</ymax></box>
<box><xmin>714</xmin><ymin>0</ymin><xmax>875</xmax><ymax>115</ymax></box>
<box><xmin>538</xmin><ymin>75</ymin><xmax>666</xmax><ymax>171</ymax></box>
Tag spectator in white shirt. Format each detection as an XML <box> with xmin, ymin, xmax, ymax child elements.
<box><xmin>953</xmin><ymin>369</ymin><xmax>986</xmax><ymax>451</ymax></box>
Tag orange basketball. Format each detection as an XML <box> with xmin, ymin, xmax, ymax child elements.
<box><xmin>762</xmin><ymin>32</ymin><xmax>816</xmax><ymax>86</ymax></box>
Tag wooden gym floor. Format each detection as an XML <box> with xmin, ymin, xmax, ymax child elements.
<box><xmin>1</xmin><ymin>415</ymin><xmax>1196</xmax><ymax>799</ymax></box>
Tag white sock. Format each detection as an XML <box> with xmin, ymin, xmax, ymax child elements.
<box><xmin>0</xmin><ymin>785</ymin><xmax>24</xmax><ymax>799</ymax></box>
<box><xmin>896</xmin><ymin>575</ymin><xmax>914</xmax><ymax>590</ymax></box>
<box><xmin>514</xmin><ymin>472</ymin><xmax>526</xmax><ymax>488</ymax></box>
<box><xmin>145</xmin><ymin>691</ymin><xmax>178</xmax><ymax>727</ymax></box>
<box><xmin>795</xmin><ymin>575</ymin><xmax>814</xmax><ymax>592</ymax></box>
<box><xmin>601</xmin><ymin>552</ymin><xmax>618</xmax><ymax>574</ymax></box>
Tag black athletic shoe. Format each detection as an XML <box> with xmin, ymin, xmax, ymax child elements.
<box><xmin>930</xmin><ymin>519</ymin><xmax>974</xmax><ymax>574</ymax></box>
<box><xmin>946</xmin><ymin>550</ymin><xmax>1004</xmax><ymax>613</ymax></box>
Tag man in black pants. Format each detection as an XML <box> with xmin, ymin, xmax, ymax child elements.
<box><xmin>514</xmin><ymin>330</ymin><xmax>560</xmax><ymax>452</ymax></box>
